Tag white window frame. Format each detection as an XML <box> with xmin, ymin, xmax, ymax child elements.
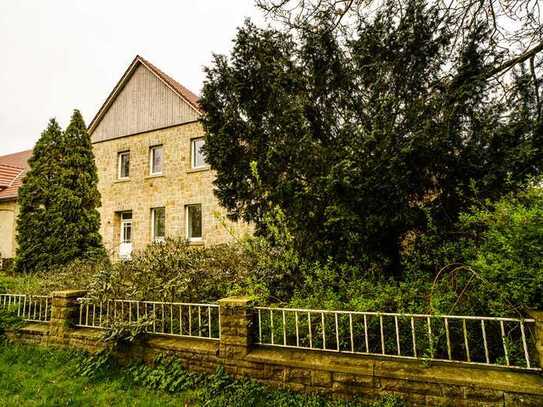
<box><xmin>185</xmin><ymin>204</ymin><xmax>203</xmax><ymax>242</ymax></box>
<box><xmin>191</xmin><ymin>137</ymin><xmax>207</xmax><ymax>169</ymax></box>
<box><xmin>149</xmin><ymin>145</ymin><xmax>163</xmax><ymax>176</ymax></box>
<box><xmin>119</xmin><ymin>211</ymin><xmax>133</xmax><ymax>260</ymax></box>
<box><xmin>117</xmin><ymin>151</ymin><xmax>130</xmax><ymax>179</ymax></box>
<box><xmin>151</xmin><ymin>207</ymin><xmax>166</xmax><ymax>243</ymax></box>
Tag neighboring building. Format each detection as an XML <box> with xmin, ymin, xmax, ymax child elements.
<box><xmin>0</xmin><ymin>150</ymin><xmax>32</xmax><ymax>262</ymax></box>
<box><xmin>89</xmin><ymin>55</ymin><xmax>249</xmax><ymax>258</ymax></box>
<box><xmin>0</xmin><ymin>55</ymin><xmax>247</xmax><ymax>263</ymax></box>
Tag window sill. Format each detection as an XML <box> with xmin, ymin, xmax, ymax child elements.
<box><xmin>114</xmin><ymin>178</ymin><xmax>130</xmax><ymax>184</ymax></box>
<box><xmin>188</xmin><ymin>239</ymin><xmax>205</xmax><ymax>246</ymax></box>
<box><xmin>144</xmin><ymin>174</ymin><xmax>165</xmax><ymax>180</ymax></box>
<box><xmin>186</xmin><ymin>166</ymin><xmax>210</xmax><ymax>174</ymax></box>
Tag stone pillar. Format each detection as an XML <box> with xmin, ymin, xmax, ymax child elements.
<box><xmin>528</xmin><ymin>310</ymin><xmax>543</xmax><ymax>369</ymax></box>
<box><xmin>218</xmin><ymin>297</ymin><xmax>255</xmax><ymax>359</ymax></box>
<box><xmin>49</xmin><ymin>290</ymin><xmax>87</xmax><ymax>338</ymax></box>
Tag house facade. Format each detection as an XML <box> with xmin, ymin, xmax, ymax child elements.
<box><xmin>0</xmin><ymin>56</ymin><xmax>249</xmax><ymax>263</ymax></box>
<box><xmin>0</xmin><ymin>150</ymin><xmax>32</xmax><ymax>263</ymax></box>
<box><xmin>89</xmin><ymin>56</ymin><xmax>249</xmax><ymax>258</ymax></box>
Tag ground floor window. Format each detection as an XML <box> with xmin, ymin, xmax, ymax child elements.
<box><xmin>186</xmin><ymin>204</ymin><xmax>202</xmax><ymax>241</ymax></box>
<box><xmin>151</xmin><ymin>207</ymin><xmax>165</xmax><ymax>242</ymax></box>
<box><xmin>119</xmin><ymin>211</ymin><xmax>133</xmax><ymax>259</ymax></box>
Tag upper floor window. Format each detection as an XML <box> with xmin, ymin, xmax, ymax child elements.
<box><xmin>191</xmin><ymin>138</ymin><xmax>206</xmax><ymax>169</ymax></box>
<box><xmin>118</xmin><ymin>151</ymin><xmax>130</xmax><ymax>179</ymax></box>
<box><xmin>151</xmin><ymin>207</ymin><xmax>165</xmax><ymax>243</ymax></box>
<box><xmin>149</xmin><ymin>145</ymin><xmax>163</xmax><ymax>175</ymax></box>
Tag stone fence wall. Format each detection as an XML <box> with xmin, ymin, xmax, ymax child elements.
<box><xmin>5</xmin><ymin>290</ymin><xmax>543</xmax><ymax>406</ymax></box>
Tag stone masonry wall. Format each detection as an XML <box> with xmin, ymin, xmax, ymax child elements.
<box><xmin>5</xmin><ymin>293</ymin><xmax>543</xmax><ymax>406</ymax></box>
<box><xmin>92</xmin><ymin>121</ymin><xmax>252</xmax><ymax>258</ymax></box>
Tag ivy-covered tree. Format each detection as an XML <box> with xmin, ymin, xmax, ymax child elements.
<box><xmin>15</xmin><ymin>110</ymin><xmax>105</xmax><ymax>272</ymax></box>
<box><xmin>201</xmin><ymin>0</ymin><xmax>543</xmax><ymax>276</ymax></box>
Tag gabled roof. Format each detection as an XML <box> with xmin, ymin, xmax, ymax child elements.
<box><xmin>0</xmin><ymin>149</ymin><xmax>32</xmax><ymax>201</ymax></box>
<box><xmin>88</xmin><ymin>55</ymin><xmax>202</xmax><ymax>135</ymax></box>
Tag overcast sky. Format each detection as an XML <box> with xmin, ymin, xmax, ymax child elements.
<box><xmin>0</xmin><ymin>0</ymin><xmax>262</xmax><ymax>155</ymax></box>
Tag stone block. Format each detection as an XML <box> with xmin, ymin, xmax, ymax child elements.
<box><xmin>504</xmin><ymin>392</ymin><xmax>543</xmax><ymax>406</ymax></box>
<box><xmin>333</xmin><ymin>372</ymin><xmax>374</xmax><ymax>387</ymax></box>
<box><xmin>311</xmin><ymin>370</ymin><xmax>332</xmax><ymax>387</ymax></box>
<box><xmin>379</xmin><ymin>377</ymin><xmax>442</xmax><ymax>396</ymax></box>
<box><xmin>425</xmin><ymin>395</ymin><xmax>465</xmax><ymax>407</ymax></box>
<box><xmin>284</xmin><ymin>368</ymin><xmax>311</xmax><ymax>385</ymax></box>
<box><xmin>464</xmin><ymin>386</ymin><xmax>504</xmax><ymax>402</ymax></box>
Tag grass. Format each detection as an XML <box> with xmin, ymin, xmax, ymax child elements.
<box><xmin>0</xmin><ymin>341</ymin><xmax>195</xmax><ymax>406</ymax></box>
<box><xmin>0</xmin><ymin>341</ymin><xmax>405</xmax><ymax>407</ymax></box>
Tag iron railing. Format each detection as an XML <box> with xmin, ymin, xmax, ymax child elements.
<box><xmin>0</xmin><ymin>293</ymin><xmax>52</xmax><ymax>323</ymax></box>
<box><xmin>255</xmin><ymin>306</ymin><xmax>540</xmax><ymax>371</ymax></box>
<box><xmin>76</xmin><ymin>298</ymin><xmax>220</xmax><ymax>340</ymax></box>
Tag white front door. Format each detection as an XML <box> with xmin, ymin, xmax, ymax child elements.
<box><xmin>119</xmin><ymin>211</ymin><xmax>133</xmax><ymax>259</ymax></box>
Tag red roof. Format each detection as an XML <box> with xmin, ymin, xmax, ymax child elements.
<box><xmin>0</xmin><ymin>149</ymin><xmax>32</xmax><ymax>201</ymax></box>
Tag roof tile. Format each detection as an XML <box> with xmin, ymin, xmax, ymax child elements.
<box><xmin>0</xmin><ymin>149</ymin><xmax>32</xmax><ymax>201</ymax></box>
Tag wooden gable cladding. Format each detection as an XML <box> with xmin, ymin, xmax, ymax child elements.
<box><xmin>90</xmin><ymin>60</ymin><xmax>200</xmax><ymax>143</ymax></box>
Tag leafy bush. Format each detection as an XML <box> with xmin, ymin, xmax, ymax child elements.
<box><xmin>399</xmin><ymin>186</ymin><xmax>543</xmax><ymax>316</ymax></box>
<box><xmin>459</xmin><ymin>188</ymin><xmax>543</xmax><ymax>315</ymax></box>
<box><xmin>85</xmin><ymin>238</ymin><xmax>250</xmax><ymax>303</ymax></box>
<box><xmin>101</xmin><ymin>313</ymin><xmax>155</xmax><ymax>350</ymax></box>
<box><xmin>0</xmin><ymin>306</ymin><xmax>24</xmax><ymax>336</ymax></box>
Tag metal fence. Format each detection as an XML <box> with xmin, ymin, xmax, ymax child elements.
<box><xmin>0</xmin><ymin>293</ymin><xmax>52</xmax><ymax>323</ymax></box>
<box><xmin>76</xmin><ymin>298</ymin><xmax>220</xmax><ymax>340</ymax></box>
<box><xmin>255</xmin><ymin>306</ymin><xmax>540</xmax><ymax>371</ymax></box>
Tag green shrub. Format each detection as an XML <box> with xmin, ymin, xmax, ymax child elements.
<box><xmin>85</xmin><ymin>238</ymin><xmax>250</xmax><ymax>303</ymax></box>
<box><xmin>460</xmin><ymin>188</ymin><xmax>543</xmax><ymax>315</ymax></box>
<box><xmin>399</xmin><ymin>186</ymin><xmax>543</xmax><ymax>316</ymax></box>
<box><xmin>0</xmin><ymin>306</ymin><xmax>24</xmax><ymax>336</ymax></box>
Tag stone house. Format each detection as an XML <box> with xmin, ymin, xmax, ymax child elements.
<box><xmin>0</xmin><ymin>55</ymin><xmax>249</xmax><ymax>263</ymax></box>
<box><xmin>88</xmin><ymin>55</ymin><xmax>249</xmax><ymax>258</ymax></box>
<box><xmin>0</xmin><ymin>149</ymin><xmax>32</xmax><ymax>263</ymax></box>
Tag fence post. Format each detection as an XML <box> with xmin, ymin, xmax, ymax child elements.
<box><xmin>528</xmin><ymin>310</ymin><xmax>543</xmax><ymax>369</ymax></box>
<box><xmin>49</xmin><ymin>290</ymin><xmax>87</xmax><ymax>338</ymax></box>
<box><xmin>217</xmin><ymin>297</ymin><xmax>255</xmax><ymax>360</ymax></box>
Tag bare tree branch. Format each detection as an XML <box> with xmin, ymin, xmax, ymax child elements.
<box><xmin>484</xmin><ymin>40</ymin><xmax>543</xmax><ymax>79</ymax></box>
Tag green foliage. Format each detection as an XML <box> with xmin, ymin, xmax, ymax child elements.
<box><xmin>201</xmin><ymin>1</ymin><xmax>542</xmax><ymax>276</ymax></box>
<box><xmin>102</xmin><ymin>313</ymin><xmax>155</xmax><ymax>350</ymax></box>
<box><xmin>0</xmin><ymin>342</ymin><xmax>194</xmax><ymax>405</ymax></box>
<box><xmin>127</xmin><ymin>354</ymin><xmax>206</xmax><ymax>394</ymax></box>
<box><xmin>0</xmin><ymin>306</ymin><xmax>23</xmax><ymax>336</ymax></box>
<box><xmin>14</xmin><ymin>111</ymin><xmax>106</xmax><ymax>273</ymax></box>
<box><xmin>85</xmin><ymin>238</ymin><xmax>250</xmax><ymax>303</ymax></box>
<box><xmin>91</xmin><ymin>352</ymin><xmax>398</xmax><ymax>406</ymax></box>
<box><xmin>459</xmin><ymin>187</ymin><xmax>543</xmax><ymax>314</ymax></box>
<box><xmin>75</xmin><ymin>349</ymin><xmax>115</xmax><ymax>380</ymax></box>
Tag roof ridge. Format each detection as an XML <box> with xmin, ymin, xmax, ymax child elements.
<box><xmin>137</xmin><ymin>56</ymin><xmax>202</xmax><ymax>113</ymax></box>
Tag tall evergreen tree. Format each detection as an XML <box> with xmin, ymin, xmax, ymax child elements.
<box><xmin>15</xmin><ymin>111</ymin><xmax>105</xmax><ymax>272</ymax></box>
<box><xmin>201</xmin><ymin>1</ymin><xmax>543</xmax><ymax>276</ymax></box>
